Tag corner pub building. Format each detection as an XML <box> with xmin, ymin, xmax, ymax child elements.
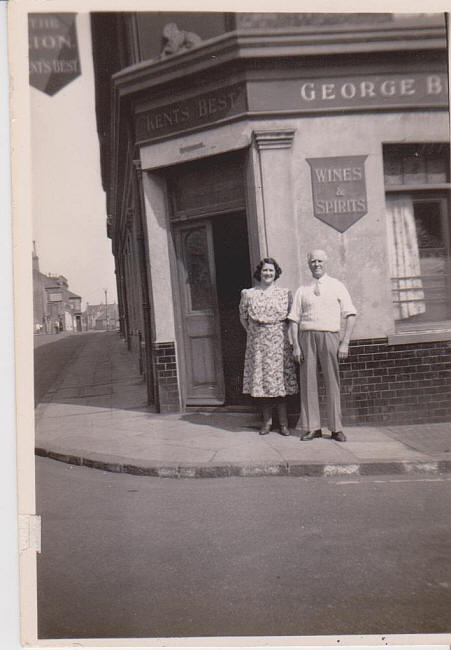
<box><xmin>91</xmin><ymin>12</ymin><xmax>451</xmax><ymax>424</ymax></box>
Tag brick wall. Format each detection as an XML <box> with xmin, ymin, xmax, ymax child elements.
<box><xmin>152</xmin><ymin>337</ymin><xmax>450</xmax><ymax>422</ymax></box>
<box><xmin>331</xmin><ymin>338</ymin><xmax>451</xmax><ymax>425</ymax></box>
<box><xmin>153</xmin><ymin>342</ymin><xmax>180</xmax><ymax>413</ymax></box>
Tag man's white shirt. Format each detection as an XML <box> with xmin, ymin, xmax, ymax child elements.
<box><xmin>288</xmin><ymin>274</ymin><xmax>356</xmax><ymax>332</ymax></box>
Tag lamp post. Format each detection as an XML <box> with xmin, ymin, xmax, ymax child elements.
<box><xmin>104</xmin><ymin>288</ymin><xmax>109</xmax><ymax>331</ymax></box>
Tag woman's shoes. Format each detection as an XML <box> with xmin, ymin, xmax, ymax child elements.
<box><xmin>260</xmin><ymin>424</ymin><xmax>291</xmax><ymax>436</ymax></box>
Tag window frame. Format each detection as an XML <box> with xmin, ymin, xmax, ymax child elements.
<box><xmin>383</xmin><ymin>143</ymin><xmax>451</xmax><ymax>343</ymax></box>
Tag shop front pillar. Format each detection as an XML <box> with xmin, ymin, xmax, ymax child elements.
<box><xmin>141</xmin><ymin>170</ymin><xmax>181</xmax><ymax>413</ymax></box>
<box><xmin>250</xmin><ymin>129</ymin><xmax>301</xmax><ymax>291</ymax></box>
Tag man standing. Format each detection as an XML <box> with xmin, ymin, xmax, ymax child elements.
<box><xmin>288</xmin><ymin>249</ymin><xmax>356</xmax><ymax>442</ymax></box>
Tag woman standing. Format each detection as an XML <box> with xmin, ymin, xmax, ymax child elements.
<box><xmin>239</xmin><ymin>258</ymin><xmax>298</xmax><ymax>435</ymax></box>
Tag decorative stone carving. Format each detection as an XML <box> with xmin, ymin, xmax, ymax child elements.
<box><xmin>160</xmin><ymin>23</ymin><xmax>202</xmax><ymax>58</ymax></box>
<box><xmin>253</xmin><ymin>129</ymin><xmax>296</xmax><ymax>151</ymax></box>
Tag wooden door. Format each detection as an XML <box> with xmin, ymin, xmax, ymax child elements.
<box><xmin>175</xmin><ymin>222</ymin><xmax>225</xmax><ymax>405</ymax></box>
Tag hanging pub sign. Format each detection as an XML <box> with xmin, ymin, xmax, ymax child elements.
<box><xmin>307</xmin><ymin>155</ymin><xmax>368</xmax><ymax>233</ymax></box>
<box><xmin>28</xmin><ymin>13</ymin><xmax>81</xmax><ymax>96</ymax></box>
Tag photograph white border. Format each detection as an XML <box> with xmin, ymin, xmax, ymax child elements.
<box><xmin>6</xmin><ymin>0</ymin><xmax>451</xmax><ymax>648</ymax></box>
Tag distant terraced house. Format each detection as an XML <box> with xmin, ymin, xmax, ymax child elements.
<box><xmin>32</xmin><ymin>243</ymin><xmax>82</xmax><ymax>334</ymax></box>
<box><xmin>84</xmin><ymin>303</ymin><xmax>119</xmax><ymax>331</ymax></box>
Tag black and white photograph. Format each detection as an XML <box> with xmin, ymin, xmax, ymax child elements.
<box><xmin>7</xmin><ymin>0</ymin><xmax>451</xmax><ymax>646</ymax></box>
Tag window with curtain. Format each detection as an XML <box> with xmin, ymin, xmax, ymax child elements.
<box><xmin>383</xmin><ymin>144</ymin><xmax>451</xmax><ymax>327</ymax></box>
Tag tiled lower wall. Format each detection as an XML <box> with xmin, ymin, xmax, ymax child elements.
<box><xmin>334</xmin><ymin>338</ymin><xmax>451</xmax><ymax>425</ymax></box>
<box><xmin>152</xmin><ymin>337</ymin><xmax>450</xmax><ymax>423</ymax></box>
<box><xmin>154</xmin><ymin>341</ymin><xmax>180</xmax><ymax>413</ymax></box>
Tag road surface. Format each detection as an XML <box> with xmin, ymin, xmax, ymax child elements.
<box><xmin>36</xmin><ymin>456</ymin><xmax>451</xmax><ymax>640</ymax></box>
<box><xmin>34</xmin><ymin>332</ymin><xmax>100</xmax><ymax>405</ymax></box>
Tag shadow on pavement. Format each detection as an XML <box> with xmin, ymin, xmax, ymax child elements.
<box><xmin>180</xmin><ymin>412</ymin><xmax>259</xmax><ymax>432</ymax></box>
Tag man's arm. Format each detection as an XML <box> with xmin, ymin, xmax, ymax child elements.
<box><xmin>338</xmin><ymin>315</ymin><xmax>356</xmax><ymax>360</ymax></box>
<box><xmin>289</xmin><ymin>320</ymin><xmax>303</xmax><ymax>363</ymax></box>
<box><xmin>288</xmin><ymin>288</ymin><xmax>303</xmax><ymax>363</ymax></box>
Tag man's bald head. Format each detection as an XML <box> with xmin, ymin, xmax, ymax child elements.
<box><xmin>307</xmin><ymin>249</ymin><xmax>328</xmax><ymax>279</ymax></box>
<box><xmin>307</xmin><ymin>249</ymin><xmax>328</xmax><ymax>263</ymax></box>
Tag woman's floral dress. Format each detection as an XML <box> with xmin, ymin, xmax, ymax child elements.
<box><xmin>239</xmin><ymin>286</ymin><xmax>298</xmax><ymax>398</ymax></box>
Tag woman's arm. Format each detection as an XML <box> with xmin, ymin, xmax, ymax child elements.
<box><xmin>239</xmin><ymin>289</ymin><xmax>249</xmax><ymax>332</ymax></box>
<box><xmin>239</xmin><ymin>314</ymin><xmax>249</xmax><ymax>332</ymax></box>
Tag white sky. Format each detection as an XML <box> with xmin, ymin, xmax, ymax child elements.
<box><xmin>31</xmin><ymin>12</ymin><xmax>117</xmax><ymax>309</ymax></box>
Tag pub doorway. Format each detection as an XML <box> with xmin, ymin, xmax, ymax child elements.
<box><xmin>174</xmin><ymin>210</ymin><xmax>251</xmax><ymax>407</ymax></box>
<box><xmin>168</xmin><ymin>149</ymin><xmax>253</xmax><ymax>408</ymax></box>
<box><xmin>212</xmin><ymin>211</ymin><xmax>251</xmax><ymax>405</ymax></box>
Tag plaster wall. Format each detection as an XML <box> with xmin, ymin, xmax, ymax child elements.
<box><xmin>140</xmin><ymin>171</ymin><xmax>176</xmax><ymax>342</ymax></box>
<box><xmin>287</xmin><ymin>110</ymin><xmax>449</xmax><ymax>340</ymax></box>
<box><xmin>249</xmin><ymin>133</ymin><xmax>302</xmax><ymax>294</ymax></box>
<box><xmin>139</xmin><ymin>110</ymin><xmax>448</xmax><ymax>342</ymax></box>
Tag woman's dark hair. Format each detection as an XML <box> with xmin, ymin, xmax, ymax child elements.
<box><xmin>253</xmin><ymin>257</ymin><xmax>282</xmax><ymax>282</ymax></box>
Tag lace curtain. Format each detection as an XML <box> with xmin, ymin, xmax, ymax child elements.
<box><xmin>386</xmin><ymin>195</ymin><xmax>425</xmax><ymax>320</ymax></box>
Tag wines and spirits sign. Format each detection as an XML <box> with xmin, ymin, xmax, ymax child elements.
<box><xmin>307</xmin><ymin>156</ymin><xmax>368</xmax><ymax>232</ymax></box>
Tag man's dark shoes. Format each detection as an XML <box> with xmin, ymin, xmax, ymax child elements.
<box><xmin>331</xmin><ymin>430</ymin><xmax>346</xmax><ymax>442</ymax></box>
<box><xmin>300</xmin><ymin>429</ymin><xmax>322</xmax><ymax>441</ymax></box>
<box><xmin>259</xmin><ymin>424</ymin><xmax>271</xmax><ymax>435</ymax></box>
<box><xmin>279</xmin><ymin>425</ymin><xmax>291</xmax><ymax>437</ymax></box>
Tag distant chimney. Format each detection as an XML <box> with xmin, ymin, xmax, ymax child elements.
<box><xmin>32</xmin><ymin>241</ymin><xmax>40</xmax><ymax>272</ymax></box>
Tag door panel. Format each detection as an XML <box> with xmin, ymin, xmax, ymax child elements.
<box><xmin>191</xmin><ymin>337</ymin><xmax>216</xmax><ymax>384</ymax></box>
<box><xmin>176</xmin><ymin>222</ymin><xmax>225</xmax><ymax>404</ymax></box>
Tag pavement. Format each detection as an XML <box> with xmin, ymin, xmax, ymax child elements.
<box><xmin>33</xmin><ymin>331</ymin><xmax>72</xmax><ymax>348</ymax></box>
<box><xmin>35</xmin><ymin>331</ymin><xmax>451</xmax><ymax>479</ymax></box>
